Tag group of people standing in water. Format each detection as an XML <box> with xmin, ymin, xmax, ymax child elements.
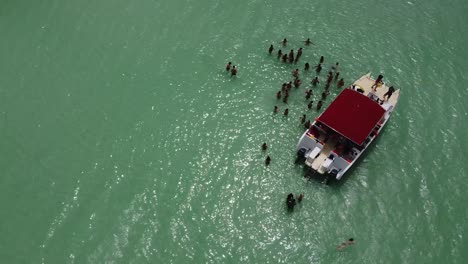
<box><xmin>226</xmin><ymin>38</ymin><xmax>355</xmax><ymax>250</ymax></box>
<box><xmin>260</xmin><ymin>38</ymin><xmax>349</xmax><ymax>213</ymax></box>
<box><xmin>268</xmin><ymin>38</ymin><xmax>345</xmax><ymax>132</ymax></box>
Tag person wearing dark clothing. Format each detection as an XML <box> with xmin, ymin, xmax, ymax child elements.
<box><xmin>304</xmin><ymin>120</ymin><xmax>311</xmax><ymax>129</ymax></box>
<box><xmin>307</xmin><ymin>101</ymin><xmax>313</xmax><ymax>109</ymax></box>
<box><xmin>231</xmin><ymin>66</ymin><xmax>237</xmax><ymax>76</ymax></box>
<box><xmin>286</xmin><ymin>193</ymin><xmax>296</xmax><ymax>210</ymax></box>
<box><xmin>284</xmin><ymin>108</ymin><xmax>289</xmax><ymax>116</ymax></box>
<box><xmin>305</xmin><ymin>89</ymin><xmax>312</xmax><ymax>99</ymax></box>
<box><xmin>337</xmin><ymin>78</ymin><xmax>345</xmax><ymax>88</ymax></box>
<box><xmin>277</xmin><ymin>49</ymin><xmax>282</xmax><ymax>59</ymax></box>
<box><xmin>288</xmin><ymin>50</ymin><xmax>294</xmax><ymax>63</ymax></box>
<box><xmin>276</xmin><ymin>91</ymin><xmax>282</xmax><ymax>99</ymax></box>
<box><xmin>300</xmin><ymin>114</ymin><xmax>306</xmax><ymax>124</ymax></box>
<box><xmin>226</xmin><ymin>62</ymin><xmax>232</xmax><ymax>71</ymax></box>
<box><xmin>311</xmin><ymin>76</ymin><xmax>319</xmax><ymax>86</ymax></box>
<box><xmin>317</xmin><ymin>100</ymin><xmax>323</xmax><ymax>110</ymax></box>
<box><xmin>383</xmin><ymin>86</ymin><xmax>395</xmax><ymax>100</ymax></box>
<box><xmin>262</xmin><ymin>143</ymin><xmax>267</xmax><ymax>151</ymax></box>
<box><xmin>304</xmin><ymin>62</ymin><xmax>310</xmax><ymax>71</ymax></box>
<box><xmin>265</xmin><ymin>155</ymin><xmax>271</xmax><ymax>166</ymax></box>
<box><xmin>319</xmin><ymin>56</ymin><xmax>324</xmax><ymax>64</ymax></box>
<box><xmin>315</xmin><ymin>63</ymin><xmax>322</xmax><ymax>73</ymax></box>
<box><xmin>268</xmin><ymin>44</ymin><xmax>274</xmax><ymax>54</ymax></box>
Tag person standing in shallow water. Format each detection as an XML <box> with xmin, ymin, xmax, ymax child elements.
<box><xmin>265</xmin><ymin>155</ymin><xmax>271</xmax><ymax>166</ymax></box>
<box><xmin>284</xmin><ymin>108</ymin><xmax>289</xmax><ymax>116</ymax></box>
<box><xmin>288</xmin><ymin>50</ymin><xmax>294</xmax><ymax>63</ymax></box>
<box><xmin>273</xmin><ymin>105</ymin><xmax>278</xmax><ymax>113</ymax></box>
<box><xmin>312</xmin><ymin>76</ymin><xmax>319</xmax><ymax>86</ymax></box>
<box><xmin>282</xmin><ymin>38</ymin><xmax>288</xmax><ymax>46</ymax></box>
<box><xmin>337</xmin><ymin>78</ymin><xmax>345</xmax><ymax>88</ymax></box>
<box><xmin>226</xmin><ymin>62</ymin><xmax>232</xmax><ymax>71</ymax></box>
<box><xmin>262</xmin><ymin>143</ymin><xmax>267</xmax><ymax>151</ymax></box>
<box><xmin>317</xmin><ymin>100</ymin><xmax>323</xmax><ymax>111</ymax></box>
<box><xmin>231</xmin><ymin>66</ymin><xmax>237</xmax><ymax>76</ymax></box>
<box><xmin>268</xmin><ymin>44</ymin><xmax>274</xmax><ymax>54</ymax></box>
<box><xmin>277</xmin><ymin>49</ymin><xmax>282</xmax><ymax>59</ymax></box>
<box><xmin>304</xmin><ymin>62</ymin><xmax>310</xmax><ymax>71</ymax></box>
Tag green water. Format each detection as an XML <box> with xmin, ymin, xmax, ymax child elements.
<box><xmin>1</xmin><ymin>0</ymin><xmax>468</xmax><ymax>263</ymax></box>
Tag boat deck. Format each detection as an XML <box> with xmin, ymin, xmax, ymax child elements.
<box><xmin>352</xmin><ymin>73</ymin><xmax>400</xmax><ymax>107</ymax></box>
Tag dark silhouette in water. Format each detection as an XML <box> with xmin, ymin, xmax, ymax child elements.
<box><xmin>286</xmin><ymin>193</ymin><xmax>296</xmax><ymax>210</ymax></box>
<box><xmin>262</xmin><ymin>143</ymin><xmax>267</xmax><ymax>151</ymax></box>
<box><xmin>268</xmin><ymin>44</ymin><xmax>274</xmax><ymax>54</ymax></box>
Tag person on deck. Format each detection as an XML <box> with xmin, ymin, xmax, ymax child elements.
<box><xmin>383</xmin><ymin>86</ymin><xmax>395</xmax><ymax>100</ymax></box>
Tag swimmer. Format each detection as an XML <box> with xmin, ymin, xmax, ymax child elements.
<box><xmin>287</xmin><ymin>81</ymin><xmax>292</xmax><ymax>90</ymax></box>
<box><xmin>337</xmin><ymin>78</ymin><xmax>344</xmax><ymax>88</ymax></box>
<box><xmin>311</xmin><ymin>76</ymin><xmax>319</xmax><ymax>86</ymax></box>
<box><xmin>304</xmin><ymin>62</ymin><xmax>310</xmax><ymax>71</ymax></box>
<box><xmin>336</xmin><ymin>238</ymin><xmax>354</xmax><ymax>251</ymax></box>
<box><xmin>274</xmin><ymin>105</ymin><xmax>278</xmax><ymax>113</ymax></box>
<box><xmin>277</xmin><ymin>49</ymin><xmax>282</xmax><ymax>59</ymax></box>
<box><xmin>282</xmin><ymin>83</ymin><xmax>287</xmax><ymax>91</ymax></box>
<box><xmin>283</xmin><ymin>95</ymin><xmax>289</xmax><ymax>103</ymax></box>
<box><xmin>319</xmin><ymin>56</ymin><xmax>324</xmax><ymax>64</ymax></box>
<box><xmin>265</xmin><ymin>155</ymin><xmax>271</xmax><ymax>166</ymax></box>
<box><xmin>284</xmin><ymin>108</ymin><xmax>289</xmax><ymax>116</ymax></box>
<box><xmin>304</xmin><ymin>120</ymin><xmax>311</xmax><ymax>129</ymax></box>
<box><xmin>282</xmin><ymin>54</ymin><xmax>288</xmax><ymax>63</ymax></box>
<box><xmin>307</xmin><ymin>101</ymin><xmax>313</xmax><ymax>109</ymax></box>
<box><xmin>335</xmin><ymin>71</ymin><xmax>340</xmax><ymax>80</ymax></box>
<box><xmin>231</xmin><ymin>66</ymin><xmax>237</xmax><ymax>76</ymax></box>
<box><xmin>304</xmin><ymin>38</ymin><xmax>313</xmax><ymax>45</ymax></box>
<box><xmin>226</xmin><ymin>62</ymin><xmax>232</xmax><ymax>71</ymax></box>
<box><xmin>262</xmin><ymin>143</ymin><xmax>267</xmax><ymax>151</ymax></box>
<box><xmin>268</xmin><ymin>44</ymin><xmax>274</xmax><ymax>54</ymax></box>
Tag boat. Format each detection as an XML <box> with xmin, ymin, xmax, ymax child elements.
<box><xmin>296</xmin><ymin>73</ymin><xmax>400</xmax><ymax>180</ymax></box>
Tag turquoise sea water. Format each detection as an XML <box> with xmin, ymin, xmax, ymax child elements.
<box><xmin>1</xmin><ymin>0</ymin><xmax>468</xmax><ymax>263</ymax></box>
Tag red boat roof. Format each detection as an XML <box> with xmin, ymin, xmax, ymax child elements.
<box><xmin>317</xmin><ymin>89</ymin><xmax>385</xmax><ymax>145</ymax></box>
